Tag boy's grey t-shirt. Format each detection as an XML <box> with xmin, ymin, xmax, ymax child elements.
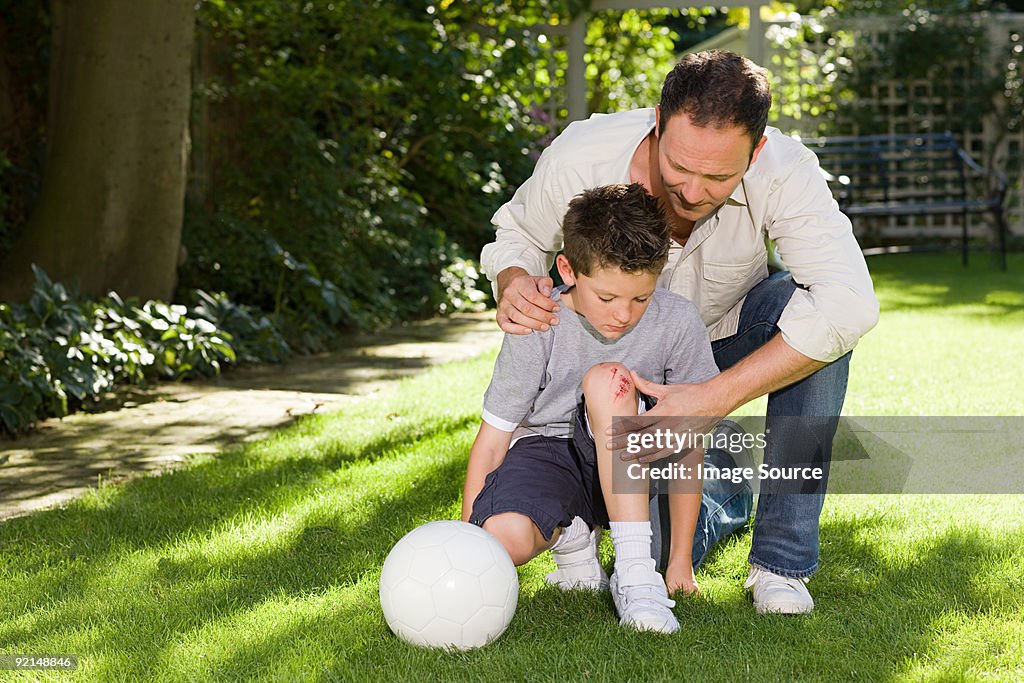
<box><xmin>482</xmin><ymin>286</ymin><xmax>719</xmax><ymax>441</ymax></box>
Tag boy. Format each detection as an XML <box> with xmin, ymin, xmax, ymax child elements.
<box><xmin>461</xmin><ymin>183</ymin><xmax>747</xmax><ymax>633</ymax></box>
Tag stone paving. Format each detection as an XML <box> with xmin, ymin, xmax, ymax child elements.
<box><xmin>0</xmin><ymin>312</ymin><xmax>502</xmax><ymax>521</ymax></box>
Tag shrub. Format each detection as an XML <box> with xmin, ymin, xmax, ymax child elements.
<box><xmin>0</xmin><ymin>266</ymin><xmax>286</xmax><ymax>435</ymax></box>
<box><xmin>178</xmin><ymin>0</ymin><xmax>530</xmax><ymax>340</ymax></box>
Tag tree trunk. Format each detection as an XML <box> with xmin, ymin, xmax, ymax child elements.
<box><xmin>0</xmin><ymin>0</ymin><xmax>195</xmax><ymax>302</ymax></box>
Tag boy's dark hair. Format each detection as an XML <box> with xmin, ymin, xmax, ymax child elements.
<box><xmin>562</xmin><ymin>183</ymin><xmax>670</xmax><ymax>277</ymax></box>
<box><xmin>659</xmin><ymin>50</ymin><xmax>771</xmax><ymax>154</ymax></box>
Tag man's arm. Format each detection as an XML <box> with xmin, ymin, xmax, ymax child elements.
<box><xmin>481</xmin><ymin>138</ymin><xmax>581</xmax><ymax>335</ymax></box>
<box><xmin>645</xmin><ymin>334</ymin><xmax>823</xmax><ymax>419</ymax></box>
<box><xmin>461</xmin><ymin>422</ymin><xmax>513</xmax><ymax>522</ymax></box>
<box><xmin>710</xmin><ymin>334</ymin><xmax>825</xmax><ymax>409</ymax></box>
<box><xmin>619</xmin><ymin>335</ymin><xmax>822</xmax><ymax>463</ymax></box>
<box><xmin>764</xmin><ymin>136</ymin><xmax>880</xmax><ymax>363</ymax></box>
<box><xmin>481</xmin><ymin>153</ymin><xmax>566</xmax><ymax>336</ymax></box>
<box><xmin>611</xmin><ymin>137</ymin><xmax>875</xmax><ymax>459</ymax></box>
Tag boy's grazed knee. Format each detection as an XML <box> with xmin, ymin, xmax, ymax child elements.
<box><xmin>583</xmin><ymin>362</ymin><xmax>634</xmax><ymax>403</ymax></box>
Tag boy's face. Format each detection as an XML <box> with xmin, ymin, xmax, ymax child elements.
<box><xmin>556</xmin><ymin>254</ymin><xmax>658</xmax><ymax>340</ymax></box>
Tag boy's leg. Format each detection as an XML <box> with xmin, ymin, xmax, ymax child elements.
<box><xmin>583</xmin><ymin>362</ymin><xmax>678</xmax><ymax>634</ymax></box>
<box><xmin>543</xmin><ymin>516</ymin><xmax>608</xmax><ymax>591</ymax></box>
<box><xmin>469</xmin><ymin>436</ymin><xmax>599</xmax><ymax>569</ymax></box>
<box><xmin>651</xmin><ymin>420</ymin><xmax>754</xmax><ymax>572</ymax></box>
<box><xmin>481</xmin><ymin>512</ymin><xmax>557</xmax><ymax>565</ymax></box>
<box><xmin>482</xmin><ymin>512</ymin><xmax>592</xmax><ymax>568</ymax></box>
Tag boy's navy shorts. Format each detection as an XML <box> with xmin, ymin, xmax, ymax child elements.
<box><xmin>468</xmin><ymin>396</ymin><xmax>651</xmax><ymax>540</ymax></box>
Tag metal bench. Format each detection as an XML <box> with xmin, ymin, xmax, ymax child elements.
<box><xmin>802</xmin><ymin>132</ymin><xmax>1009</xmax><ymax>270</ymax></box>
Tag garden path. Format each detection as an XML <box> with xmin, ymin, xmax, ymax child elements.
<box><xmin>0</xmin><ymin>312</ymin><xmax>502</xmax><ymax>521</ymax></box>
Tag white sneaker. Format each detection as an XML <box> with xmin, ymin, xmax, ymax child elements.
<box><xmin>545</xmin><ymin>528</ymin><xmax>609</xmax><ymax>591</ymax></box>
<box><xmin>744</xmin><ymin>565</ymin><xmax>814</xmax><ymax>614</ymax></box>
<box><xmin>609</xmin><ymin>563</ymin><xmax>679</xmax><ymax>634</ymax></box>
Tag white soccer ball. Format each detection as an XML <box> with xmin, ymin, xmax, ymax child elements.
<box><xmin>379</xmin><ymin>520</ymin><xmax>518</xmax><ymax>650</ymax></box>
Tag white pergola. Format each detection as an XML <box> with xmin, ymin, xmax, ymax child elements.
<box><xmin>562</xmin><ymin>1</ymin><xmax>767</xmax><ymax>122</ymax></box>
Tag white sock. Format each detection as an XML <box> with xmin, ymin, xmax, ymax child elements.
<box><xmin>609</xmin><ymin>520</ymin><xmax>655</xmax><ymax>573</ymax></box>
<box><xmin>551</xmin><ymin>516</ymin><xmax>589</xmax><ymax>551</ymax></box>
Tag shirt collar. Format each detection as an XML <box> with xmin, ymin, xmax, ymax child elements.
<box><xmin>701</xmin><ymin>179</ymin><xmax>746</xmax><ymax>227</ymax></box>
<box><xmin>727</xmin><ymin>179</ymin><xmax>748</xmax><ymax>207</ymax></box>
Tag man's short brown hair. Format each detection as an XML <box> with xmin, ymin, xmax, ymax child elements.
<box><xmin>660</xmin><ymin>50</ymin><xmax>771</xmax><ymax>153</ymax></box>
<box><xmin>562</xmin><ymin>184</ymin><xmax>670</xmax><ymax>277</ymax></box>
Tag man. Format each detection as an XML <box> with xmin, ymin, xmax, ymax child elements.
<box><xmin>480</xmin><ymin>50</ymin><xmax>879</xmax><ymax>614</ymax></box>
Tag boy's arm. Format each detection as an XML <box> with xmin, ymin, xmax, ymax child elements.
<box><xmin>665</xmin><ymin>447</ymin><xmax>703</xmax><ymax>595</ymax></box>
<box><xmin>460</xmin><ymin>421</ymin><xmax>514</xmax><ymax>522</ymax></box>
<box><xmin>464</xmin><ymin>314</ymin><xmax>550</xmax><ymax>520</ymax></box>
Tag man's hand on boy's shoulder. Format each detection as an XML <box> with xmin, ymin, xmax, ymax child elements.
<box><xmin>496</xmin><ymin>267</ymin><xmax>560</xmax><ymax>335</ymax></box>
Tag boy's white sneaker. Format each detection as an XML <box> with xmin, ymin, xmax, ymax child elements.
<box><xmin>609</xmin><ymin>563</ymin><xmax>680</xmax><ymax>634</ymax></box>
<box><xmin>545</xmin><ymin>528</ymin><xmax>609</xmax><ymax>591</ymax></box>
<box><xmin>744</xmin><ymin>565</ymin><xmax>814</xmax><ymax>614</ymax></box>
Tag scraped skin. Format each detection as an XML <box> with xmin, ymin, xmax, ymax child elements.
<box><xmin>584</xmin><ymin>361</ymin><xmax>702</xmax><ymax>596</ymax></box>
<box><xmin>585</xmin><ymin>362</ymin><xmax>648</xmax><ymax>523</ymax></box>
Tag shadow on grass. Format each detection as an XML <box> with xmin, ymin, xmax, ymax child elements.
<box><xmin>1</xmin><ymin>407</ymin><xmax>477</xmax><ymax>550</ymax></box>
<box><xmin>0</xmin><ymin>409</ymin><xmax>479</xmax><ymax>678</ymax></box>
<box><xmin>324</xmin><ymin>504</ymin><xmax>1023</xmax><ymax>681</ymax></box>
<box><xmin>4</xmin><ymin>400</ymin><xmax>1022</xmax><ymax>679</ymax></box>
<box><xmin>0</xmin><ymin>360</ymin><xmax>469</xmax><ymax>518</ymax></box>
<box><xmin>769</xmin><ymin>507</ymin><xmax>1024</xmax><ymax>679</ymax></box>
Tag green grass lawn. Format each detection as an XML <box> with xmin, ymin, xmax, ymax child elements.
<box><xmin>1</xmin><ymin>253</ymin><xmax>1023</xmax><ymax>682</ymax></box>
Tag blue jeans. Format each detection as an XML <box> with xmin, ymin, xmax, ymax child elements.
<box><xmin>711</xmin><ymin>271</ymin><xmax>850</xmax><ymax>578</ymax></box>
<box><xmin>651</xmin><ymin>272</ymin><xmax>849</xmax><ymax>577</ymax></box>
<box><xmin>650</xmin><ymin>436</ymin><xmax>754</xmax><ymax>572</ymax></box>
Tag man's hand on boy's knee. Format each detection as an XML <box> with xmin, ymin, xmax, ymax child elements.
<box><xmin>631</xmin><ymin>372</ymin><xmax>732</xmax><ymax>420</ymax></box>
<box><xmin>606</xmin><ymin>373</ymin><xmax>726</xmax><ymax>464</ymax></box>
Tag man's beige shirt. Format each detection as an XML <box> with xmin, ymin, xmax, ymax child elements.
<box><xmin>481</xmin><ymin>108</ymin><xmax>879</xmax><ymax>363</ymax></box>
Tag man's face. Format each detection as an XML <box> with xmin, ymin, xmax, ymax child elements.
<box><xmin>655</xmin><ymin>109</ymin><xmax>766</xmax><ymax>223</ymax></box>
<box><xmin>556</xmin><ymin>255</ymin><xmax>658</xmax><ymax>340</ymax></box>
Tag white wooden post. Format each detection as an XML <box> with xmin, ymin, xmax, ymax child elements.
<box><xmin>567</xmin><ymin>12</ymin><xmax>589</xmax><ymax>122</ymax></box>
<box><xmin>564</xmin><ymin>2</ymin><xmax>770</xmax><ymax>123</ymax></box>
<box><xmin>746</xmin><ymin>2</ymin><xmax>765</xmax><ymax>67</ymax></box>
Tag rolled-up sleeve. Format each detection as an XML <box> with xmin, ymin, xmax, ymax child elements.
<box><xmin>768</xmin><ymin>151</ymin><xmax>880</xmax><ymax>362</ymax></box>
